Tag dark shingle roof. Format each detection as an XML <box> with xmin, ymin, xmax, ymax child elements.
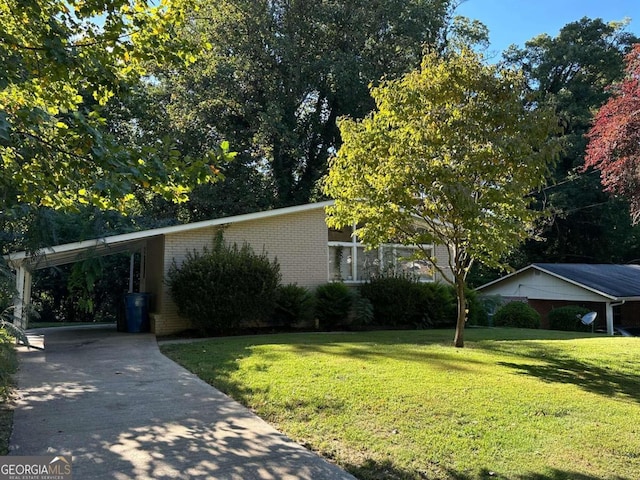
<box><xmin>534</xmin><ymin>263</ymin><xmax>640</xmax><ymax>298</ymax></box>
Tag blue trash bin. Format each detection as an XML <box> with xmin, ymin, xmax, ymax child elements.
<box><xmin>124</xmin><ymin>293</ymin><xmax>151</xmax><ymax>333</ymax></box>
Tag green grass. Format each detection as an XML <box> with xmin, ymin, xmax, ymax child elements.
<box><xmin>160</xmin><ymin>328</ymin><xmax>640</xmax><ymax>480</ymax></box>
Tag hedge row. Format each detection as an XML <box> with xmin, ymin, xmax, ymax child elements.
<box><xmin>169</xmin><ymin>235</ymin><xmax>587</xmax><ymax>335</ymax></box>
<box><xmin>168</xmin><ymin>239</ymin><xmax>490</xmax><ymax>335</ymax></box>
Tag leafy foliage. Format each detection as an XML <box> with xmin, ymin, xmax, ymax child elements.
<box><xmin>0</xmin><ymin>0</ymin><xmax>233</xmax><ymax>213</ymax></box>
<box><xmin>149</xmin><ymin>0</ymin><xmax>455</xmax><ymax>207</ymax></box>
<box><xmin>548</xmin><ymin>306</ymin><xmax>592</xmax><ymax>332</ymax></box>
<box><xmin>465</xmin><ymin>288</ymin><xmax>489</xmax><ymax>326</ymax></box>
<box><xmin>0</xmin><ymin>326</ymin><xmax>17</xmax><ymax>402</ymax></box>
<box><xmin>0</xmin><ymin>263</ymin><xmax>14</xmax><ymax>312</ymax></box>
<box><xmin>360</xmin><ymin>276</ymin><xmax>456</xmax><ymax>328</ymax></box>
<box><xmin>167</xmin><ymin>234</ymin><xmax>281</xmax><ymax>335</ymax></box>
<box><xmin>272</xmin><ymin>284</ymin><xmax>315</xmax><ymax>328</ymax></box>
<box><xmin>314</xmin><ymin>283</ymin><xmax>353</xmax><ymax>330</ymax></box>
<box><xmin>324</xmin><ymin>48</ymin><xmax>559</xmax><ymax>346</ymax></box>
<box><xmin>493</xmin><ymin>302</ymin><xmax>540</xmax><ymax>329</ymax></box>
<box><xmin>503</xmin><ymin>18</ymin><xmax>640</xmax><ymax>265</ymax></box>
<box><xmin>31</xmin><ymin>255</ymin><xmax>131</xmax><ymax>324</ymax></box>
<box><xmin>585</xmin><ymin>44</ymin><xmax>640</xmax><ymax>224</ymax></box>
<box><xmin>348</xmin><ymin>293</ymin><xmax>374</xmax><ymax>328</ymax></box>
<box><xmin>0</xmin><ymin>301</ymin><xmax>30</xmax><ymax>386</ymax></box>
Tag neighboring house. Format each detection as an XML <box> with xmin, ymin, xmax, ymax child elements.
<box><xmin>476</xmin><ymin>263</ymin><xmax>640</xmax><ymax>335</ymax></box>
<box><xmin>6</xmin><ymin>201</ymin><xmax>453</xmax><ymax>336</ymax></box>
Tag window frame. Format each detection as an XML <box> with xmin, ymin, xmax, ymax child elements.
<box><xmin>327</xmin><ymin>225</ymin><xmax>433</xmax><ymax>283</ymax></box>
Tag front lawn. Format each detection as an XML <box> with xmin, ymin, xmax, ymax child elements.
<box><xmin>161</xmin><ymin>328</ymin><xmax>640</xmax><ymax>480</ymax></box>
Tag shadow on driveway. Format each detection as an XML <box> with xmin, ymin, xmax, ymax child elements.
<box><xmin>10</xmin><ymin>325</ymin><xmax>355</xmax><ymax>480</ymax></box>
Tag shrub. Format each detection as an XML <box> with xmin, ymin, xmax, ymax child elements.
<box><xmin>272</xmin><ymin>284</ymin><xmax>315</xmax><ymax>328</ymax></box>
<box><xmin>424</xmin><ymin>283</ymin><xmax>457</xmax><ymax>328</ymax></box>
<box><xmin>167</xmin><ymin>233</ymin><xmax>281</xmax><ymax>335</ymax></box>
<box><xmin>0</xmin><ymin>327</ymin><xmax>17</xmax><ymax>402</ymax></box>
<box><xmin>349</xmin><ymin>293</ymin><xmax>374</xmax><ymax>327</ymax></box>
<box><xmin>465</xmin><ymin>288</ymin><xmax>489</xmax><ymax>326</ymax></box>
<box><xmin>476</xmin><ymin>295</ymin><xmax>504</xmax><ymax>326</ymax></box>
<box><xmin>548</xmin><ymin>306</ymin><xmax>592</xmax><ymax>332</ymax></box>
<box><xmin>493</xmin><ymin>301</ymin><xmax>540</xmax><ymax>329</ymax></box>
<box><xmin>360</xmin><ymin>275</ymin><xmax>456</xmax><ymax>328</ymax></box>
<box><xmin>360</xmin><ymin>275</ymin><xmax>423</xmax><ymax>327</ymax></box>
<box><xmin>314</xmin><ymin>283</ymin><xmax>353</xmax><ymax>329</ymax></box>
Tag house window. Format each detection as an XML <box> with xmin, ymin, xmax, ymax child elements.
<box><xmin>328</xmin><ymin>226</ymin><xmax>433</xmax><ymax>283</ymax></box>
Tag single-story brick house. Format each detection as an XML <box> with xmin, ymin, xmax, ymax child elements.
<box><xmin>6</xmin><ymin>201</ymin><xmax>453</xmax><ymax>335</ymax></box>
<box><xmin>476</xmin><ymin>263</ymin><xmax>640</xmax><ymax>335</ymax></box>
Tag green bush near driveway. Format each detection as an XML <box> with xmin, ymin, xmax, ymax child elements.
<box><xmin>0</xmin><ymin>327</ymin><xmax>17</xmax><ymax>402</ymax></box>
<box><xmin>167</xmin><ymin>233</ymin><xmax>281</xmax><ymax>335</ymax></box>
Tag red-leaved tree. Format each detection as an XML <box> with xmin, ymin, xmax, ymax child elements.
<box><xmin>585</xmin><ymin>44</ymin><xmax>640</xmax><ymax>223</ymax></box>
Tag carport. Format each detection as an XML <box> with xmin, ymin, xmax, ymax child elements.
<box><xmin>5</xmin><ymin>233</ymin><xmax>154</xmax><ymax>329</ymax></box>
<box><xmin>5</xmin><ymin>202</ymin><xmax>337</xmax><ymax>336</ymax></box>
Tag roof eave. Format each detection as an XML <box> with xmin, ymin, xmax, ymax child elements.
<box><xmin>475</xmin><ymin>264</ymin><xmax>534</xmax><ymax>291</ymax></box>
<box><xmin>4</xmin><ymin>201</ymin><xmax>334</xmax><ymax>269</ymax></box>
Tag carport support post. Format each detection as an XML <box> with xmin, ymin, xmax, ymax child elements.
<box><xmin>605</xmin><ymin>302</ymin><xmax>614</xmax><ymax>336</ymax></box>
<box><xmin>13</xmin><ymin>265</ymin><xmax>31</xmax><ymax>330</ymax></box>
<box><xmin>129</xmin><ymin>253</ymin><xmax>134</xmax><ymax>293</ymax></box>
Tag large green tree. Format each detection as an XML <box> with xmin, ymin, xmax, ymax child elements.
<box><xmin>502</xmin><ymin>18</ymin><xmax>640</xmax><ymax>266</ymax></box>
<box><xmin>0</xmin><ymin>0</ymin><xmax>232</xmax><ymax>214</ymax></box>
<box><xmin>323</xmin><ymin>49</ymin><xmax>559</xmax><ymax>347</ymax></box>
<box><xmin>150</xmin><ymin>0</ymin><xmax>455</xmax><ymax>208</ymax></box>
<box><xmin>98</xmin><ymin>76</ymin><xmax>271</xmax><ymax>223</ymax></box>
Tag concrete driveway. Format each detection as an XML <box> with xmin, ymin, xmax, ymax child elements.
<box><xmin>10</xmin><ymin>325</ymin><xmax>356</xmax><ymax>480</ymax></box>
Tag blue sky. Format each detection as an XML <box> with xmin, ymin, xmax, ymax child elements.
<box><xmin>455</xmin><ymin>0</ymin><xmax>640</xmax><ymax>58</ymax></box>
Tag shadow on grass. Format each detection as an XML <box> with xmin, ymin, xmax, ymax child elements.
<box><xmin>162</xmin><ymin>330</ymin><xmax>486</xmax><ymax>399</ymax></box>
<box><xmin>470</xmin><ymin>335</ymin><xmax>640</xmax><ymax>404</ymax></box>
<box><xmin>163</xmin><ymin>329</ymin><xmax>640</xmax><ymax>405</ymax></box>
<box><xmin>498</xmin><ymin>355</ymin><xmax>640</xmax><ymax>403</ymax></box>
<box><xmin>343</xmin><ymin>458</ymin><xmax>631</xmax><ymax>480</ymax></box>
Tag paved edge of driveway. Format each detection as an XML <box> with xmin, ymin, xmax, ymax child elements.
<box><xmin>10</xmin><ymin>325</ymin><xmax>357</xmax><ymax>480</ymax></box>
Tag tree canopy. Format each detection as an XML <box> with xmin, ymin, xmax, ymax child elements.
<box><xmin>0</xmin><ymin>0</ymin><xmax>232</xmax><ymax>214</ymax></box>
<box><xmin>148</xmin><ymin>0</ymin><xmax>455</xmax><ymax>208</ymax></box>
<box><xmin>323</xmin><ymin>49</ymin><xmax>559</xmax><ymax>347</ymax></box>
<box><xmin>585</xmin><ymin>44</ymin><xmax>640</xmax><ymax>224</ymax></box>
<box><xmin>500</xmin><ymin>18</ymin><xmax>640</xmax><ymax>266</ymax></box>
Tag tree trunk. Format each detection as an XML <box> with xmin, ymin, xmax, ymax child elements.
<box><xmin>453</xmin><ymin>278</ymin><xmax>466</xmax><ymax>348</ymax></box>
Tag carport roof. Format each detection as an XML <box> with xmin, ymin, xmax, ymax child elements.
<box><xmin>5</xmin><ymin>201</ymin><xmax>333</xmax><ymax>270</ymax></box>
<box><xmin>478</xmin><ymin>263</ymin><xmax>640</xmax><ymax>300</ymax></box>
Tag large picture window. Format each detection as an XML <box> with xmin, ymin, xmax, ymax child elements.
<box><xmin>328</xmin><ymin>226</ymin><xmax>433</xmax><ymax>283</ymax></box>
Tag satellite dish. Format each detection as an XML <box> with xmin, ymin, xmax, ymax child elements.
<box><xmin>580</xmin><ymin>311</ymin><xmax>597</xmax><ymax>326</ymax></box>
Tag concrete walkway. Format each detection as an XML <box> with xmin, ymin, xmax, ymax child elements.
<box><xmin>10</xmin><ymin>325</ymin><xmax>356</xmax><ymax>480</ymax></box>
